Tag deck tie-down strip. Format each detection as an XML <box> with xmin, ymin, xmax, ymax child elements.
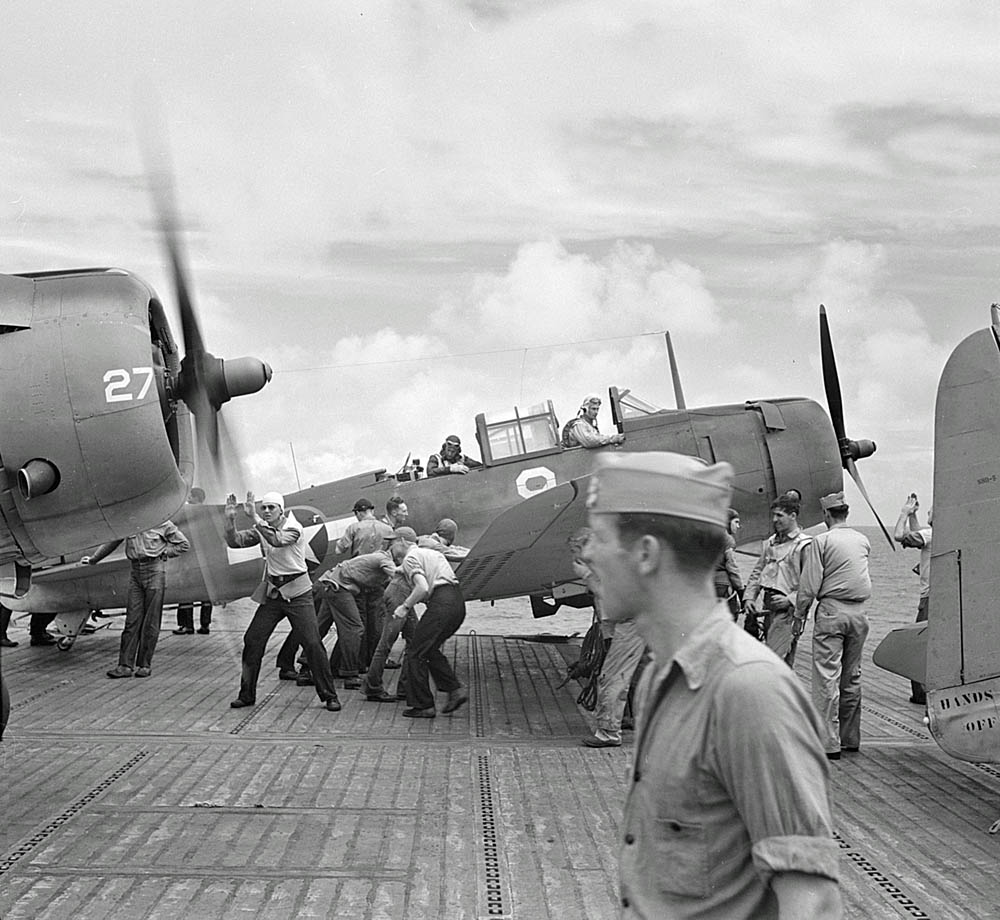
<box><xmin>229</xmin><ymin>687</ymin><xmax>279</xmax><ymax>734</ymax></box>
<box><xmin>469</xmin><ymin>631</ymin><xmax>487</xmax><ymax>739</ymax></box>
<box><xmin>0</xmin><ymin>750</ymin><xmax>151</xmax><ymax>876</ymax></box>
<box><xmin>476</xmin><ymin>752</ymin><xmax>512</xmax><ymax>918</ymax></box>
<box><xmin>863</xmin><ymin>704</ymin><xmax>929</xmax><ymax>741</ymax></box>
<box><xmin>834</xmin><ymin>831</ymin><xmax>932</xmax><ymax>919</ymax></box>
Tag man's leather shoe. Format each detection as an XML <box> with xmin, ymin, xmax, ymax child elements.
<box><xmin>826</xmin><ymin>751</ymin><xmax>841</xmax><ymax>761</ymax></box>
<box><xmin>134</xmin><ymin>667</ymin><xmax>151</xmax><ymax>678</ymax></box>
<box><xmin>343</xmin><ymin>678</ymin><xmax>362</xmax><ymax>690</ymax></box>
<box><xmin>197</xmin><ymin>627</ymin><xmax>210</xmax><ymax>634</ymax></box>
<box><xmin>385</xmin><ymin>658</ymin><xmax>401</xmax><ymax>669</ymax></box>
<box><xmin>442</xmin><ymin>689</ymin><xmax>469</xmax><ymax>714</ymax></box>
<box><xmin>172</xmin><ymin>627</ymin><xmax>194</xmax><ymax>635</ymax></box>
<box><xmin>582</xmin><ymin>736</ymin><xmax>621</xmax><ymax>748</ymax></box>
<box><xmin>395</xmin><ymin>692</ymin><xmax>408</xmax><ymax>701</ymax></box>
<box><xmin>324</xmin><ymin>697</ymin><xmax>342</xmax><ymax>711</ymax></box>
<box><xmin>843</xmin><ymin>746</ymin><xmax>860</xmax><ymax>753</ymax></box>
<box><xmin>278</xmin><ymin>669</ymin><xmax>298</xmax><ymax>681</ymax></box>
<box><xmin>1</xmin><ymin>637</ymin><xmax>19</xmax><ymax>648</ymax></box>
<box><xmin>295</xmin><ymin>673</ymin><xmax>316</xmax><ymax>686</ymax></box>
<box><xmin>107</xmin><ymin>665</ymin><xmax>134</xmax><ymax>679</ymax></box>
<box><xmin>402</xmin><ymin>707</ymin><xmax>436</xmax><ymax>718</ymax></box>
<box><xmin>230</xmin><ymin>699</ymin><xmax>255</xmax><ymax>708</ymax></box>
<box><xmin>31</xmin><ymin>634</ymin><xmax>57</xmax><ymax>646</ymax></box>
<box><xmin>366</xmin><ymin>691</ymin><xmax>396</xmax><ymax>702</ymax></box>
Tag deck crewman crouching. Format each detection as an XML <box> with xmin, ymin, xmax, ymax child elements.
<box><xmin>579</xmin><ymin>452</ymin><xmax>841</xmax><ymax>919</ymax></box>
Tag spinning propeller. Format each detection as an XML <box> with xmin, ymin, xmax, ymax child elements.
<box><xmin>819</xmin><ymin>305</ymin><xmax>894</xmax><ymax>549</ymax></box>
<box><xmin>138</xmin><ymin>103</ymin><xmax>272</xmax><ymax>603</ymax></box>
<box><xmin>138</xmin><ymin>110</ymin><xmax>272</xmax><ymax>503</ymax></box>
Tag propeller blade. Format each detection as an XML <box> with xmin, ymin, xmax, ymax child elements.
<box><xmin>845</xmin><ymin>458</ymin><xmax>895</xmax><ymax>551</ymax></box>
<box><xmin>819</xmin><ymin>304</ymin><xmax>847</xmax><ymax>443</ymax></box>
<box><xmin>135</xmin><ymin>94</ymin><xmax>206</xmax><ymax>358</ymax></box>
<box><xmin>136</xmin><ymin>92</ymin><xmax>270</xmax><ymax>510</ymax></box>
<box><xmin>195</xmin><ymin>413</ymin><xmax>250</xmax><ymax>506</ymax></box>
<box><xmin>180</xmin><ymin>501</ymin><xmax>230</xmax><ymax>609</ymax></box>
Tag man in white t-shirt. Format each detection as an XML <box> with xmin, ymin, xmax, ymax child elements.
<box><xmin>392</xmin><ymin>536</ymin><xmax>468</xmax><ymax>718</ymax></box>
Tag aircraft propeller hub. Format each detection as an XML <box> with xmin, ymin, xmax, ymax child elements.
<box><xmin>221</xmin><ymin>356</ymin><xmax>273</xmax><ymax>402</ymax></box>
<box><xmin>845</xmin><ymin>438</ymin><xmax>877</xmax><ymax>463</ymax></box>
<box><xmin>175</xmin><ymin>353</ymin><xmax>272</xmax><ymax>414</ymax></box>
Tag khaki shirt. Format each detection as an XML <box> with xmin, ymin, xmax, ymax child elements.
<box><xmin>745</xmin><ymin>528</ymin><xmax>812</xmax><ymax>608</ymax></box>
<box><xmin>124</xmin><ymin>522</ymin><xmax>189</xmax><ymax>561</ymax></box>
<box><xmin>797</xmin><ymin>524</ymin><xmax>872</xmax><ymax>615</ymax></box>
<box><xmin>620</xmin><ymin>605</ymin><xmax>839</xmax><ymax>919</ymax></box>
<box><xmin>335</xmin><ymin>518</ymin><xmax>394</xmax><ymax>557</ymax></box>
<box><xmin>319</xmin><ymin>551</ymin><xmax>396</xmax><ymax>594</ymax></box>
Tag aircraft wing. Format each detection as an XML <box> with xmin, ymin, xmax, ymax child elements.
<box><xmin>872</xmin><ymin>622</ymin><xmax>928</xmax><ymax>685</ymax></box>
<box><xmin>456</xmin><ymin>478</ymin><xmax>591</xmax><ymax>601</ymax></box>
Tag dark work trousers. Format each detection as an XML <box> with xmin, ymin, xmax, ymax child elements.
<box><xmin>359</xmin><ymin>587</ymin><xmax>386</xmax><ymax>668</ymax></box>
<box><xmin>238</xmin><ymin>591</ymin><xmax>337</xmax><ymax>704</ymax></box>
<box><xmin>118</xmin><ymin>559</ymin><xmax>167</xmax><ymax>670</ymax></box>
<box><xmin>323</xmin><ymin>588</ymin><xmax>365</xmax><ymax>678</ymax></box>
<box><xmin>30</xmin><ymin>612</ymin><xmax>57</xmax><ymax>639</ymax></box>
<box><xmin>275</xmin><ymin>586</ymin><xmax>330</xmax><ymax>673</ymax></box>
<box><xmin>1</xmin><ymin>604</ymin><xmax>14</xmax><ymax>638</ymax></box>
<box><xmin>404</xmin><ymin>583</ymin><xmax>466</xmax><ymax>711</ymax></box>
<box><xmin>364</xmin><ymin>603</ymin><xmax>417</xmax><ymax>696</ymax></box>
<box><xmin>912</xmin><ymin>595</ymin><xmax>929</xmax><ymax>702</ymax></box>
<box><xmin>177</xmin><ymin>602</ymin><xmax>213</xmax><ymax>631</ymax></box>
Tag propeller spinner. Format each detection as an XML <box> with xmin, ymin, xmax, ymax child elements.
<box><xmin>819</xmin><ymin>305</ymin><xmax>893</xmax><ymax>549</ymax></box>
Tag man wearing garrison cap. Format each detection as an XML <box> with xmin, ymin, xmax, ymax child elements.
<box><xmin>795</xmin><ymin>491</ymin><xmax>872</xmax><ymax>760</ymax></box>
<box><xmin>580</xmin><ymin>452</ymin><xmax>841</xmax><ymax>919</ymax></box>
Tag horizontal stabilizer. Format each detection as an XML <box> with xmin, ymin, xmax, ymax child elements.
<box><xmin>873</xmin><ymin>622</ymin><xmax>928</xmax><ymax>684</ymax></box>
<box><xmin>457</xmin><ymin>478</ymin><xmax>591</xmax><ymax>601</ymax></box>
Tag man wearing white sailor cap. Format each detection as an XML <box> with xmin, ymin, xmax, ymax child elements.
<box><xmin>224</xmin><ymin>490</ymin><xmax>341</xmax><ymax>712</ymax></box>
<box><xmin>580</xmin><ymin>452</ymin><xmax>841</xmax><ymax>920</ymax></box>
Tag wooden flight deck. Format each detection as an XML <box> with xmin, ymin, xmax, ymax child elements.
<box><xmin>2</xmin><ymin>598</ymin><xmax>999</xmax><ymax>919</ymax></box>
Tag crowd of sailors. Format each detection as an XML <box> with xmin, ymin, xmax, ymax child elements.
<box><xmin>6</xmin><ymin>402</ymin><xmax>935</xmax><ymax>916</ymax></box>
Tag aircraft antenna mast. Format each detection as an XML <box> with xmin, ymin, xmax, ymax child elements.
<box><xmin>289</xmin><ymin>442</ymin><xmax>302</xmax><ymax>491</ymax></box>
<box><xmin>665</xmin><ymin>332</ymin><xmax>687</xmax><ymax>410</ymax></box>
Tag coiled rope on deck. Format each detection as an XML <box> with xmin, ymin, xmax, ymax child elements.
<box><xmin>565</xmin><ymin>610</ymin><xmax>608</xmax><ymax>711</ymax></box>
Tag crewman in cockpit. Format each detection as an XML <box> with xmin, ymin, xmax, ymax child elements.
<box><xmin>561</xmin><ymin>395</ymin><xmax>625</xmax><ymax>449</ymax></box>
<box><xmin>426</xmin><ymin>435</ymin><xmax>482</xmax><ymax>476</ymax></box>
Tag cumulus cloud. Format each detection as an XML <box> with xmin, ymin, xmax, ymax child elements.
<box><xmin>5</xmin><ymin>1</ymin><xmax>998</xmax><ymax>521</ymax></box>
<box><xmin>238</xmin><ymin>237</ymin><xmax>726</xmax><ymax>491</ymax></box>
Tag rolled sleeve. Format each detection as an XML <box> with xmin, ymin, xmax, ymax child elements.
<box><xmin>225</xmin><ymin>526</ymin><xmax>261</xmax><ymax>550</ymax></box>
<box><xmin>710</xmin><ymin>662</ymin><xmax>838</xmax><ymax>880</ymax></box>
<box><xmin>752</xmin><ymin>834</ymin><xmax>841</xmax><ymax>884</ymax></box>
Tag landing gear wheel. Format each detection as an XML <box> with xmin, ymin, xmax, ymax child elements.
<box><xmin>57</xmin><ymin>636</ymin><xmax>76</xmax><ymax>651</ymax></box>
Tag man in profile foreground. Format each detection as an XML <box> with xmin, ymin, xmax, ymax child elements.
<box><xmin>580</xmin><ymin>452</ymin><xmax>841</xmax><ymax>919</ymax></box>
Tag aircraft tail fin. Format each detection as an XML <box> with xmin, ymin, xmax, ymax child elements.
<box><xmin>926</xmin><ymin>319</ymin><xmax>1000</xmax><ymax>691</ymax></box>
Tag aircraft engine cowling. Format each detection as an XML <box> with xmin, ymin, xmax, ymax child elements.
<box><xmin>0</xmin><ymin>269</ymin><xmax>193</xmax><ymax>563</ymax></box>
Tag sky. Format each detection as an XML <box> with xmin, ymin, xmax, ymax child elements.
<box><xmin>5</xmin><ymin>1</ymin><xmax>1000</xmax><ymax>529</ymax></box>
